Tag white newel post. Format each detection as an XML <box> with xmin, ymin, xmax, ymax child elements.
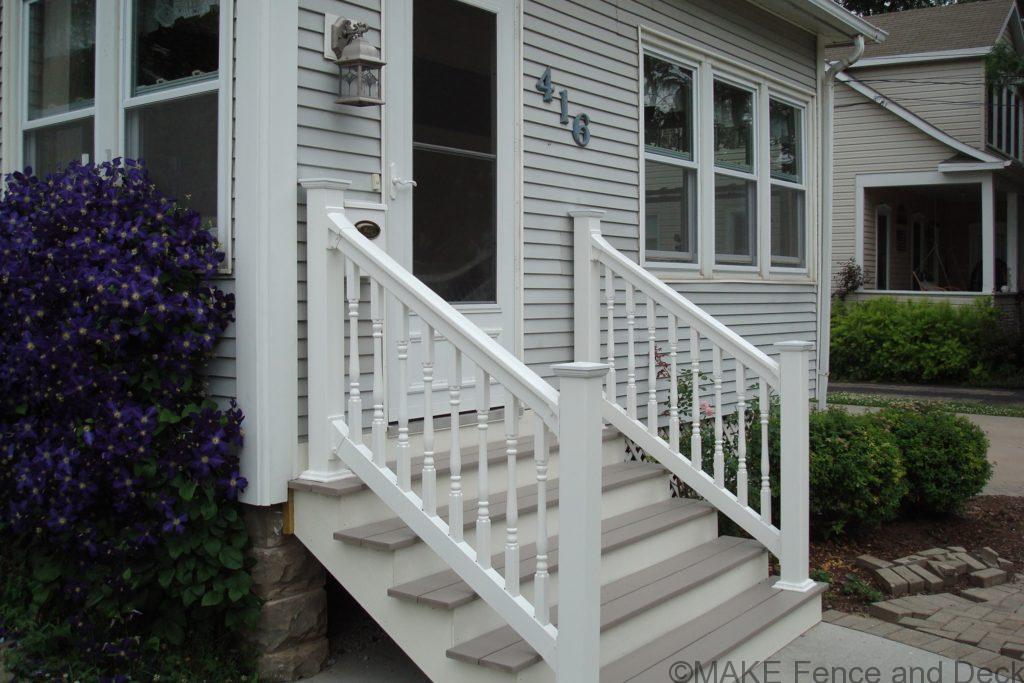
<box><xmin>553</xmin><ymin>362</ymin><xmax>608</xmax><ymax>683</ymax></box>
<box><xmin>299</xmin><ymin>178</ymin><xmax>351</xmax><ymax>482</ymax></box>
<box><xmin>570</xmin><ymin>210</ymin><xmax>605</xmax><ymax>363</ymax></box>
<box><xmin>774</xmin><ymin>341</ymin><xmax>816</xmax><ymax>593</ymax></box>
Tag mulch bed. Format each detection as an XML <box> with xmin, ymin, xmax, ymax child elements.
<box><xmin>809</xmin><ymin>495</ymin><xmax>1024</xmax><ymax>613</ymax></box>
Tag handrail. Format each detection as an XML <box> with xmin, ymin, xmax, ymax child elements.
<box><xmin>589</xmin><ymin>234</ymin><xmax>780</xmax><ymax>385</ymax></box>
<box><xmin>326</xmin><ymin>211</ymin><xmax>560</xmax><ymax>431</ymax></box>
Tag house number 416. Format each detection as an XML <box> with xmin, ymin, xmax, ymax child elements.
<box><xmin>535</xmin><ymin>67</ymin><xmax>591</xmax><ymax>147</ymax></box>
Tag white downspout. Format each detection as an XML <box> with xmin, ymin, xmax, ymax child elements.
<box><xmin>817</xmin><ymin>35</ymin><xmax>864</xmax><ymax>409</ymax></box>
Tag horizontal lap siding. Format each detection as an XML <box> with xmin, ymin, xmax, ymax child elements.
<box><xmin>296</xmin><ymin>0</ymin><xmax>382</xmax><ymax>438</ymax></box>
<box><xmin>832</xmin><ymin>79</ymin><xmax>960</xmax><ymax>289</ymax></box>
<box><xmin>522</xmin><ymin>0</ymin><xmax>820</xmax><ymax>399</ymax></box>
<box><xmin>850</xmin><ymin>60</ymin><xmax>987</xmax><ymax>150</ymax></box>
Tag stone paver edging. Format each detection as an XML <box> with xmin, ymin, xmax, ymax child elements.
<box><xmin>824</xmin><ymin>578</ymin><xmax>1024</xmax><ymax>682</ymax></box>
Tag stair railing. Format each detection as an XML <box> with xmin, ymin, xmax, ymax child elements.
<box><xmin>300</xmin><ymin>180</ymin><xmax>607</xmax><ymax>679</ymax></box>
<box><xmin>571</xmin><ymin>210</ymin><xmax>815</xmax><ymax>593</ymax></box>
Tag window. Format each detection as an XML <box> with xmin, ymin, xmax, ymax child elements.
<box><xmin>769</xmin><ymin>99</ymin><xmax>806</xmax><ymax>268</ymax></box>
<box><xmin>126</xmin><ymin>0</ymin><xmax>222</xmax><ymax>224</ymax></box>
<box><xmin>643</xmin><ymin>53</ymin><xmax>697</xmax><ymax>262</ymax></box>
<box><xmin>23</xmin><ymin>0</ymin><xmax>96</xmax><ymax>174</ymax></box>
<box><xmin>640</xmin><ymin>44</ymin><xmax>811</xmax><ymax>277</ymax></box>
<box><xmin>714</xmin><ymin>80</ymin><xmax>756</xmax><ymax>266</ymax></box>
<box><xmin>18</xmin><ymin>0</ymin><xmax>231</xmax><ymax>265</ymax></box>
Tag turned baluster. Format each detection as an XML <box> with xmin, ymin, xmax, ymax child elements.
<box><xmin>533</xmin><ymin>415</ymin><xmax>550</xmax><ymax>626</ymax></box>
<box><xmin>476</xmin><ymin>367</ymin><xmax>491</xmax><ymax>568</ymax></box>
<box><xmin>646</xmin><ymin>297</ymin><xmax>658</xmax><ymax>434</ymax></box>
<box><xmin>448</xmin><ymin>349</ymin><xmax>464</xmax><ymax>542</ymax></box>
<box><xmin>346</xmin><ymin>260</ymin><xmax>362</xmax><ymax>444</ymax></box>
<box><xmin>421</xmin><ymin>324</ymin><xmax>437</xmax><ymax>515</ymax></box>
<box><xmin>396</xmin><ymin>304</ymin><xmax>411</xmax><ymax>491</ymax></box>
<box><xmin>712</xmin><ymin>346</ymin><xmax>724</xmax><ymax>488</ymax></box>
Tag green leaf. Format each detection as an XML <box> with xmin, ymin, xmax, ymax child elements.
<box><xmin>218</xmin><ymin>545</ymin><xmax>243</xmax><ymax>570</ymax></box>
<box><xmin>201</xmin><ymin>588</ymin><xmax>224</xmax><ymax>607</ymax></box>
<box><xmin>122</xmin><ymin>568</ymin><xmax>132</xmax><ymax>581</ymax></box>
<box><xmin>203</xmin><ymin>537</ymin><xmax>222</xmax><ymax>556</ymax></box>
<box><xmin>201</xmin><ymin>499</ymin><xmax>217</xmax><ymax>520</ymax></box>
<box><xmin>158</xmin><ymin>408</ymin><xmax>182</xmax><ymax>424</ymax></box>
<box><xmin>33</xmin><ymin>561</ymin><xmax>61</xmax><ymax>583</ymax></box>
<box><xmin>179</xmin><ymin>479</ymin><xmax>198</xmax><ymax>501</ymax></box>
<box><xmin>157</xmin><ymin>567</ymin><xmax>174</xmax><ymax>589</ymax></box>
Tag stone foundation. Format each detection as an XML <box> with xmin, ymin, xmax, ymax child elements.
<box><xmin>244</xmin><ymin>504</ymin><xmax>329</xmax><ymax>681</ymax></box>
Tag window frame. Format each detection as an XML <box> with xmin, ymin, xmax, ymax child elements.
<box><xmin>712</xmin><ymin>73</ymin><xmax>759</xmax><ymax>270</ymax></box>
<box><xmin>641</xmin><ymin>48</ymin><xmax>701</xmax><ymax>267</ymax></box>
<box><xmin>11</xmin><ymin>0</ymin><xmax>234</xmax><ymax>273</ymax></box>
<box><xmin>638</xmin><ymin>31</ymin><xmax>815</xmax><ymax>282</ymax></box>
<box><xmin>767</xmin><ymin>94</ymin><xmax>808</xmax><ymax>272</ymax></box>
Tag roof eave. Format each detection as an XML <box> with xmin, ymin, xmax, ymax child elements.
<box><xmin>761</xmin><ymin>0</ymin><xmax>888</xmax><ymax>43</ymax></box>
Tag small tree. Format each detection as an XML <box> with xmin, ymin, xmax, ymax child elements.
<box><xmin>833</xmin><ymin>259</ymin><xmax>865</xmax><ymax>301</ymax></box>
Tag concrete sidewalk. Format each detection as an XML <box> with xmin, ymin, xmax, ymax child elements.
<box><xmin>305</xmin><ymin>622</ymin><xmax>1011</xmax><ymax>682</ymax></box>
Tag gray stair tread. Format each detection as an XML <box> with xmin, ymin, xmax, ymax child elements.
<box><xmin>446</xmin><ymin>537</ymin><xmax>766</xmax><ymax>673</ymax></box>
<box><xmin>601</xmin><ymin>579</ymin><xmax>826</xmax><ymax>683</ymax></box>
<box><xmin>334</xmin><ymin>461</ymin><xmax>666</xmax><ymax>551</ymax></box>
<box><xmin>389</xmin><ymin>498</ymin><xmax>715</xmax><ymax>608</ymax></box>
<box><xmin>289</xmin><ymin>427</ymin><xmax>620</xmax><ymax>498</ymax></box>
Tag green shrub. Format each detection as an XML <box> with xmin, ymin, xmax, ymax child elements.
<box><xmin>830</xmin><ymin>297</ymin><xmax>1015</xmax><ymax>385</ymax></box>
<box><xmin>876</xmin><ymin>404</ymin><xmax>991</xmax><ymax>515</ymax></box>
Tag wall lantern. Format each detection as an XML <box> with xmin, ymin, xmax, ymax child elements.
<box><xmin>332</xmin><ymin>19</ymin><xmax>385</xmax><ymax>107</ymax></box>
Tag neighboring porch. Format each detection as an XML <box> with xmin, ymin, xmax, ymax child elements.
<box><xmin>854</xmin><ymin>171</ymin><xmax>1022</xmax><ymax>298</ymax></box>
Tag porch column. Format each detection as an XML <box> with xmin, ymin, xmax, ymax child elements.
<box><xmin>982</xmin><ymin>176</ymin><xmax>996</xmax><ymax>293</ymax></box>
<box><xmin>1009</xmin><ymin>192</ymin><xmax>1019</xmax><ymax>292</ymax></box>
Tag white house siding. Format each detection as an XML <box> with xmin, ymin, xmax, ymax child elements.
<box><xmin>832</xmin><ymin>79</ymin><xmax>961</xmax><ymax>289</ymax></box>
<box><xmin>290</xmin><ymin>0</ymin><xmax>823</xmax><ymax>439</ymax></box>
<box><xmin>520</xmin><ymin>0</ymin><xmax>821</xmax><ymax>406</ymax></box>
<box><xmin>847</xmin><ymin>60</ymin><xmax>987</xmax><ymax>150</ymax></box>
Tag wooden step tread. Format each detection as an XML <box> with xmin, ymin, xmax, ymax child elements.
<box><xmin>388</xmin><ymin>498</ymin><xmax>715</xmax><ymax>609</ymax></box>
<box><xmin>288</xmin><ymin>428</ymin><xmax>621</xmax><ymax>498</ymax></box>
<box><xmin>333</xmin><ymin>461</ymin><xmax>666</xmax><ymax>551</ymax></box>
<box><xmin>446</xmin><ymin>536</ymin><xmax>766</xmax><ymax>673</ymax></box>
<box><xmin>601</xmin><ymin>579</ymin><xmax>825</xmax><ymax>682</ymax></box>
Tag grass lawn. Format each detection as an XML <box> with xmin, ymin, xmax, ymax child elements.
<box><xmin>827</xmin><ymin>391</ymin><xmax>1024</xmax><ymax>419</ymax></box>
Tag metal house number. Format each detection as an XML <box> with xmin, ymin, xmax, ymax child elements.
<box><xmin>535</xmin><ymin>67</ymin><xmax>591</xmax><ymax>147</ymax></box>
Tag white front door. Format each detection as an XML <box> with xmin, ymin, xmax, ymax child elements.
<box><xmin>383</xmin><ymin>0</ymin><xmax>517</xmax><ymax>420</ymax></box>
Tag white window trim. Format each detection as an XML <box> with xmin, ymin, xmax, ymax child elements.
<box><xmin>767</xmin><ymin>95</ymin><xmax>808</xmax><ymax>273</ymax></box>
<box><xmin>5</xmin><ymin>0</ymin><xmax>234</xmax><ymax>274</ymax></box>
<box><xmin>874</xmin><ymin>203</ymin><xmax>891</xmax><ymax>290</ymax></box>
<box><xmin>637</xmin><ymin>28</ymin><xmax>816</xmax><ymax>283</ymax></box>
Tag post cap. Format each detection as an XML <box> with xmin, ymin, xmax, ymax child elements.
<box><xmin>773</xmin><ymin>340</ymin><xmax>815</xmax><ymax>352</ymax></box>
<box><xmin>567</xmin><ymin>209</ymin><xmax>605</xmax><ymax>218</ymax></box>
<box><xmin>551</xmin><ymin>361</ymin><xmax>610</xmax><ymax>379</ymax></box>
<box><xmin>299</xmin><ymin>178</ymin><xmax>353</xmax><ymax>191</ymax></box>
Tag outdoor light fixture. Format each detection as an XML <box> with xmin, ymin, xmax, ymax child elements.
<box><xmin>332</xmin><ymin>19</ymin><xmax>385</xmax><ymax>107</ymax></box>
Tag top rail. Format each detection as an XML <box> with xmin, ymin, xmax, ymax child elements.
<box><xmin>589</xmin><ymin>233</ymin><xmax>781</xmax><ymax>385</ymax></box>
<box><xmin>327</xmin><ymin>211</ymin><xmax>561</xmax><ymax>432</ymax></box>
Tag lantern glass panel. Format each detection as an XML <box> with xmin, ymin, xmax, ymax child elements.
<box><xmin>339</xmin><ymin>63</ymin><xmax>360</xmax><ymax>100</ymax></box>
<box><xmin>362</xmin><ymin>65</ymin><xmax>380</xmax><ymax>101</ymax></box>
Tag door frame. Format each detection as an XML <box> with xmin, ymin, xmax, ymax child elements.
<box><xmin>381</xmin><ymin>0</ymin><xmax>521</xmax><ymax>420</ymax></box>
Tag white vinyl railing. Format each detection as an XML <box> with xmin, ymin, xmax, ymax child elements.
<box><xmin>300</xmin><ymin>179</ymin><xmax>814</xmax><ymax>682</ymax></box>
<box><xmin>571</xmin><ymin>210</ymin><xmax>814</xmax><ymax>593</ymax></box>
<box><xmin>300</xmin><ymin>181</ymin><xmax>609</xmax><ymax>680</ymax></box>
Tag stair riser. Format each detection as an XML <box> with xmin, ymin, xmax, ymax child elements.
<box><xmin>329</xmin><ymin>445</ymin><xmax>624</xmax><ymax>530</ymax></box>
<box><xmin>293</xmin><ymin>494</ymin><xmax>520</xmax><ymax>683</ymax></box>
<box><xmin>391</xmin><ymin>476</ymin><xmax>673</xmax><ymax>583</ymax></box>
<box><xmin>450</xmin><ymin>511</ymin><xmax>719</xmax><ymax>643</ymax></box>
<box><xmin>598</xmin><ymin>552</ymin><xmax>769</xmax><ymax>666</ymax></box>
<box><xmin>716</xmin><ymin>594</ymin><xmax>821</xmax><ymax>675</ymax></box>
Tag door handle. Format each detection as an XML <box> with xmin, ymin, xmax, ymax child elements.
<box><xmin>389</xmin><ymin>162</ymin><xmax>418</xmax><ymax>199</ymax></box>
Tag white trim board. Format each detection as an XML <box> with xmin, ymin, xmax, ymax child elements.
<box><xmin>835</xmin><ymin>72</ymin><xmax>1003</xmax><ymax>164</ymax></box>
<box><xmin>853</xmin><ymin>171</ymin><xmax>994</xmax><ymax>289</ymax></box>
<box><xmin>847</xmin><ymin>47</ymin><xmax>991</xmax><ymax>69</ymax></box>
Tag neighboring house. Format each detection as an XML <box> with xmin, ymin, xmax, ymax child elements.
<box><xmin>0</xmin><ymin>1</ymin><xmax>882</xmax><ymax>680</ymax></box>
<box><xmin>831</xmin><ymin>0</ymin><xmax>1024</xmax><ymax>306</ymax></box>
